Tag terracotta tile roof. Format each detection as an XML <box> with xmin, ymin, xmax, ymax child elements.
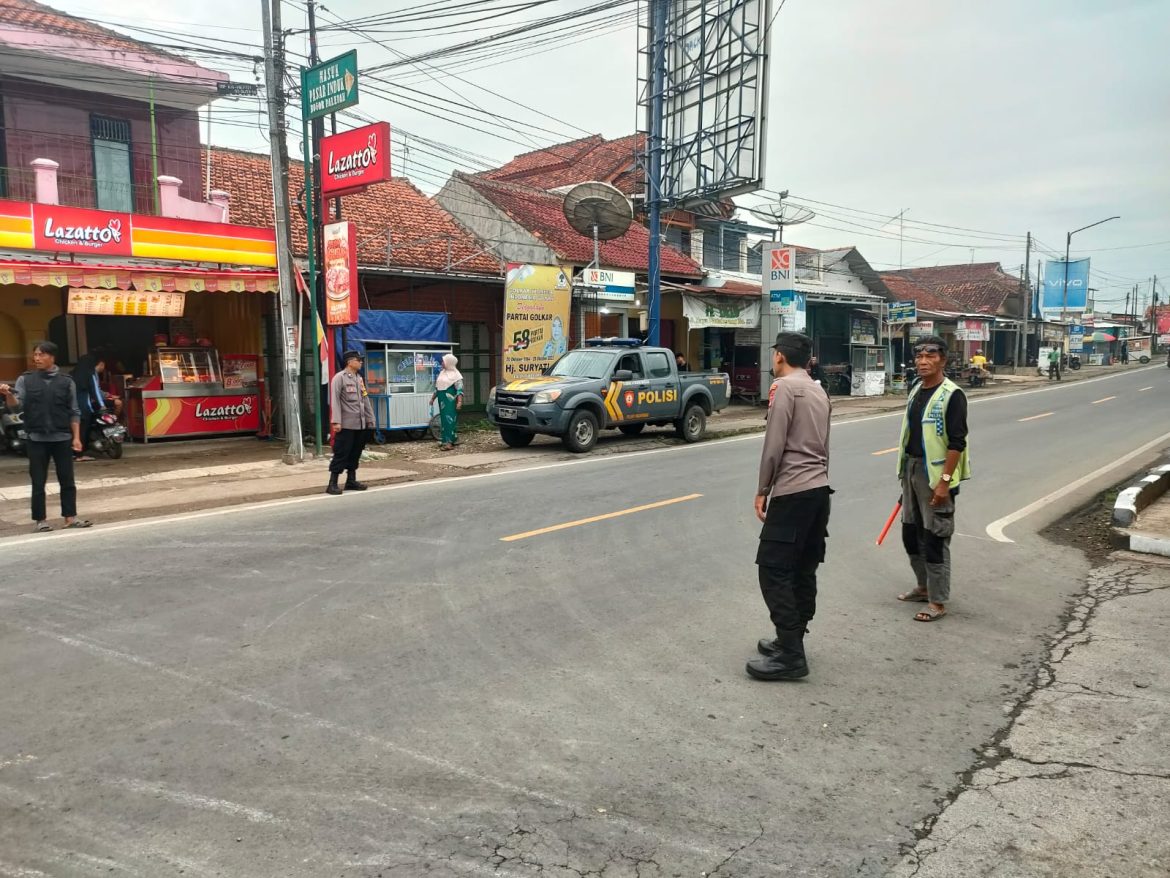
<box><xmin>0</xmin><ymin>0</ymin><xmax>190</xmax><ymax>62</ymax></box>
<box><xmin>481</xmin><ymin>134</ymin><xmax>646</xmax><ymax>195</ymax></box>
<box><xmin>208</xmin><ymin>148</ymin><xmax>502</xmax><ymax>277</ymax></box>
<box><xmin>459</xmin><ymin>172</ymin><xmax>702</xmax><ymax>279</ymax></box>
<box><xmin>884</xmin><ymin>263</ymin><xmax>1021</xmax><ymax>316</ymax></box>
<box><xmin>879</xmin><ymin>273</ymin><xmax>960</xmax><ymax>313</ymax></box>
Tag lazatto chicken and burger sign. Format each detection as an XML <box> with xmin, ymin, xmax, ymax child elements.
<box><xmin>320</xmin><ymin>121</ymin><xmax>392</xmax><ymax>197</ymax></box>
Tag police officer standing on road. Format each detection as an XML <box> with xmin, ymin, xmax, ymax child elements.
<box><xmin>326</xmin><ymin>350</ymin><xmax>375</xmax><ymax>496</ymax></box>
<box><xmin>747</xmin><ymin>331</ymin><xmax>832</xmax><ymax>681</ymax></box>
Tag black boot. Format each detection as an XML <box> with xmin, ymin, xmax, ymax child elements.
<box><xmin>756</xmin><ymin>627</ymin><xmax>809</xmax><ymax>657</ymax></box>
<box><xmin>746</xmin><ymin>629</ymin><xmax>808</xmax><ymax>681</ymax></box>
<box><xmin>325</xmin><ymin>473</ymin><xmax>342</xmax><ymax>495</ymax></box>
<box><xmin>344</xmin><ymin>471</ymin><xmax>368</xmax><ymax>491</ymax></box>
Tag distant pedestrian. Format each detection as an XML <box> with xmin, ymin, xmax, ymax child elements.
<box><xmin>675</xmin><ymin>352</ymin><xmax>690</xmax><ymax>371</ymax></box>
<box><xmin>1047</xmin><ymin>348</ymin><xmax>1061</xmax><ymax>381</ymax></box>
<box><xmin>746</xmin><ymin>331</ymin><xmax>832</xmax><ymax>681</ymax></box>
<box><xmin>326</xmin><ymin>350</ymin><xmax>375</xmax><ymax>496</ymax></box>
<box><xmin>0</xmin><ymin>342</ymin><xmax>92</xmax><ymax>532</ymax></box>
<box><xmin>1120</xmin><ymin>342</ymin><xmax>1129</xmax><ymax>365</ymax></box>
<box><xmin>71</xmin><ymin>352</ymin><xmax>109</xmax><ymax>461</ymax></box>
<box><xmin>430</xmin><ymin>354</ymin><xmax>464</xmax><ymax>451</ymax></box>
<box><xmin>895</xmin><ymin>336</ymin><xmax>970</xmax><ymax>622</ymax></box>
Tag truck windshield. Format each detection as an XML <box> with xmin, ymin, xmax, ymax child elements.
<box><xmin>548</xmin><ymin>350</ymin><xmax>613</xmax><ymax>379</ymax></box>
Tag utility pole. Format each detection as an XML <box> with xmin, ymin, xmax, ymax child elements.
<box><xmin>1153</xmin><ymin>275</ymin><xmax>1160</xmax><ymax>354</ymax></box>
<box><xmin>261</xmin><ymin>0</ymin><xmax>304</xmax><ymax>460</ymax></box>
<box><xmin>1019</xmin><ymin>232</ymin><xmax>1031</xmax><ymax>369</ymax></box>
<box><xmin>301</xmin><ymin>0</ymin><xmax>325</xmax><ymax>453</ymax></box>
<box><xmin>644</xmin><ymin>0</ymin><xmax>667</xmax><ymax>347</ymax></box>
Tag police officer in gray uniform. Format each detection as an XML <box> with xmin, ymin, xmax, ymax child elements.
<box><xmin>326</xmin><ymin>350</ymin><xmax>375</xmax><ymax>495</ymax></box>
<box><xmin>747</xmin><ymin>332</ymin><xmax>832</xmax><ymax>681</ymax></box>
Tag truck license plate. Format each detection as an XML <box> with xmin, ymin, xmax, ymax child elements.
<box><xmin>498</xmin><ymin>407</ymin><xmax>519</xmax><ymax>420</ymax></box>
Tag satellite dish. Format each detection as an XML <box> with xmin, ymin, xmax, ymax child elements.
<box><xmin>563</xmin><ymin>181</ymin><xmax>633</xmax><ymax>241</ymax></box>
<box><xmin>747</xmin><ymin>201</ymin><xmax>816</xmax><ymax>228</ymax></box>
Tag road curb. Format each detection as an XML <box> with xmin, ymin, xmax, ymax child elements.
<box><xmin>1110</xmin><ymin>462</ymin><xmax>1170</xmax><ymax>555</ymax></box>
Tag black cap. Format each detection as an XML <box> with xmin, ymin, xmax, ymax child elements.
<box><xmin>771</xmin><ymin>331</ymin><xmax>811</xmax><ymax>352</ymax></box>
<box><xmin>341</xmin><ymin>349</ymin><xmax>364</xmax><ymax>362</ymax></box>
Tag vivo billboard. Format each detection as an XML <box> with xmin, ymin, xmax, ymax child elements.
<box><xmin>1041</xmin><ymin>258</ymin><xmax>1090</xmax><ymax>319</ymax></box>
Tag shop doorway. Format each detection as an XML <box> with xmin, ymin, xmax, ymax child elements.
<box><xmin>451</xmin><ymin>321</ymin><xmax>491</xmax><ymax>411</ymax></box>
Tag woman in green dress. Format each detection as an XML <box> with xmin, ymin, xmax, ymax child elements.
<box><xmin>431</xmin><ymin>353</ymin><xmax>464</xmax><ymax>450</ymax></box>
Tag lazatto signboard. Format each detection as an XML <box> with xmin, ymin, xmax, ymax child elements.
<box><xmin>34</xmin><ymin>205</ymin><xmax>132</xmax><ymax>256</ymax></box>
<box><xmin>320</xmin><ymin>122</ymin><xmax>391</xmax><ymax>197</ymax></box>
<box><xmin>323</xmin><ymin>221</ymin><xmax>358</xmax><ymax>326</ymax></box>
<box><xmin>0</xmin><ymin>201</ymin><xmax>276</xmax><ymax>267</ymax></box>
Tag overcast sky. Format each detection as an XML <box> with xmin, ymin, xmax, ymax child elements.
<box><xmin>57</xmin><ymin>0</ymin><xmax>1170</xmax><ymax>309</ymax></box>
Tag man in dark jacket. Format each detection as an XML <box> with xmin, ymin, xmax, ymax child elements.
<box><xmin>0</xmin><ymin>341</ymin><xmax>91</xmax><ymax>532</ymax></box>
<box><xmin>326</xmin><ymin>350</ymin><xmax>376</xmax><ymax>495</ymax></box>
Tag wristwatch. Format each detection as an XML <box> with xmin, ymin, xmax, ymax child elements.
<box><xmin>940</xmin><ymin>473</ymin><xmax>953</xmax><ymax>483</ymax></box>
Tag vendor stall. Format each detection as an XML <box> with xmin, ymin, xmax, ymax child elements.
<box><xmin>126</xmin><ymin>346</ymin><xmax>264</xmax><ymax>441</ymax></box>
<box><xmin>346</xmin><ymin>309</ymin><xmax>453</xmax><ymax>435</ymax></box>
<box><xmin>850</xmin><ymin>345</ymin><xmax>887</xmax><ymax>397</ymax></box>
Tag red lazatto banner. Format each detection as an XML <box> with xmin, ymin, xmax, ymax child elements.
<box><xmin>144</xmin><ymin>393</ymin><xmax>261</xmax><ymax>437</ymax></box>
<box><xmin>320</xmin><ymin>121</ymin><xmax>391</xmax><ymax>197</ymax></box>
<box><xmin>34</xmin><ymin>204</ymin><xmax>133</xmax><ymax>257</ymax></box>
<box><xmin>323</xmin><ymin>221</ymin><xmax>358</xmax><ymax>326</ymax></box>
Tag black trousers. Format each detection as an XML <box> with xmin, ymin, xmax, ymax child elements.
<box><xmin>329</xmin><ymin>428</ymin><xmax>371</xmax><ymax>476</ymax></box>
<box><xmin>756</xmin><ymin>486</ymin><xmax>831</xmax><ymax>634</ymax></box>
<box><xmin>28</xmin><ymin>439</ymin><xmax>77</xmax><ymax>522</ymax></box>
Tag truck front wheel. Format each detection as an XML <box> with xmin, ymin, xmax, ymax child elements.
<box><xmin>563</xmin><ymin>409</ymin><xmax>599</xmax><ymax>453</ymax></box>
<box><xmin>676</xmin><ymin>403</ymin><xmax>706</xmax><ymax>443</ymax></box>
<box><xmin>500</xmin><ymin>426</ymin><xmax>534</xmax><ymax>448</ymax></box>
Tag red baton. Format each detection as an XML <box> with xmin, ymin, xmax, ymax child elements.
<box><xmin>876</xmin><ymin>499</ymin><xmax>902</xmax><ymax>546</ymax></box>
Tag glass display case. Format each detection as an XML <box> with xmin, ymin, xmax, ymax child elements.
<box><xmin>126</xmin><ymin>346</ymin><xmax>264</xmax><ymax>442</ymax></box>
<box><xmin>361</xmin><ymin>342</ymin><xmax>453</xmax><ymax>433</ymax></box>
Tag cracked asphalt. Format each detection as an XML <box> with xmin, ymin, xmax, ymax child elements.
<box><xmin>0</xmin><ymin>366</ymin><xmax>1168</xmax><ymax>877</ymax></box>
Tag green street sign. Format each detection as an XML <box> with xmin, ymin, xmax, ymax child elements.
<box><xmin>301</xmin><ymin>50</ymin><xmax>359</xmax><ymax>120</ymax></box>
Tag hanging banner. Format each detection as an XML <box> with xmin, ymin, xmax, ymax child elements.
<box><xmin>67</xmin><ymin>288</ymin><xmax>185</xmax><ymax>317</ymax></box>
<box><xmin>682</xmin><ymin>294</ymin><xmax>760</xmax><ymax>329</ymax></box>
<box><xmin>503</xmin><ymin>263</ymin><xmax>572</xmax><ymax>380</ymax></box>
<box><xmin>320</xmin><ymin>121</ymin><xmax>391</xmax><ymax>197</ymax></box>
<box><xmin>954</xmin><ymin>318</ymin><xmax>991</xmax><ymax>341</ymax></box>
<box><xmin>323</xmin><ymin>221</ymin><xmax>358</xmax><ymax>326</ymax></box>
<box><xmin>1041</xmin><ymin>259</ymin><xmax>1090</xmax><ymax>319</ymax></box>
<box><xmin>1068</xmin><ymin>325</ymin><xmax>1085</xmax><ymax>352</ymax></box>
<box><xmin>764</xmin><ymin>244</ymin><xmax>796</xmax><ymax>316</ymax></box>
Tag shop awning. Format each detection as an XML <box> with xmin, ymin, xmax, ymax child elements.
<box><xmin>0</xmin><ymin>260</ymin><xmax>278</xmax><ymax>293</ymax></box>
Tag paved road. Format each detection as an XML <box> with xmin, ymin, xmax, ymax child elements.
<box><xmin>1</xmin><ymin>366</ymin><xmax>1167</xmax><ymax>877</ymax></box>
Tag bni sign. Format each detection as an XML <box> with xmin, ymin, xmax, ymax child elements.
<box><xmin>579</xmin><ymin>268</ymin><xmax>635</xmax><ymax>301</ymax></box>
<box><xmin>888</xmin><ymin>300</ymin><xmax>917</xmax><ymax>324</ymax></box>
<box><xmin>765</xmin><ymin>244</ymin><xmax>805</xmax><ymax>330</ymax></box>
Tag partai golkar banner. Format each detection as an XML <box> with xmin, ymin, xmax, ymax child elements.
<box><xmin>503</xmin><ymin>263</ymin><xmax>572</xmax><ymax>381</ymax></box>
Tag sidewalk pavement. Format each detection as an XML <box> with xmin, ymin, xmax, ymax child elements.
<box><xmin>0</xmin><ymin>363</ymin><xmax>1138</xmax><ymax>536</ymax></box>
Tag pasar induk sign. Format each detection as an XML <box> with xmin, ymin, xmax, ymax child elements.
<box><xmin>320</xmin><ymin>122</ymin><xmax>391</xmax><ymax>197</ymax></box>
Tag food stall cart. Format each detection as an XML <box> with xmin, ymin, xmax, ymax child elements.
<box><xmin>345</xmin><ymin>309</ymin><xmax>453</xmax><ymax>437</ymax></box>
<box><xmin>848</xmin><ymin>314</ymin><xmax>886</xmax><ymax>396</ymax></box>
<box><xmin>126</xmin><ymin>347</ymin><xmax>264</xmax><ymax>442</ymax></box>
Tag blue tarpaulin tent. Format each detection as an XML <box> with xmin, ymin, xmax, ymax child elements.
<box><xmin>347</xmin><ymin>309</ymin><xmax>448</xmax><ymax>346</ymax></box>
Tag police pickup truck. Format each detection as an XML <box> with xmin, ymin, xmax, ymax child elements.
<box><xmin>487</xmin><ymin>339</ymin><xmax>731</xmax><ymax>453</ymax></box>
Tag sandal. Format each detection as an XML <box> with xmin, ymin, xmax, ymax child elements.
<box><xmin>75</xmin><ymin>455</ymin><xmax>96</xmax><ymax>462</ymax></box>
<box><xmin>914</xmin><ymin>606</ymin><xmax>947</xmax><ymax>622</ymax></box>
<box><xmin>897</xmin><ymin>589</ymin><xmax>929</xmax><ymax>603</ymax></box>
<box><xmin>65</xmin><ymin>519</ymin><xmax>93</xmax><ymax>529</ymax></box>
<box><xmin>34</xmin><ymin>521</ymin><xmax>52</xmax><ymax>532</ymax></box>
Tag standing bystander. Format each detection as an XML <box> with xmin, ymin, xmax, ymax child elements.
<box><xmin>895</xmin><ymin>336</ymin><xmax>970</xmax><ymax>621</ymax></box>
<box><xmin>747</xmin><ymin>331</ymin><xmax>832</xmax><ymax>681</ymax></box>
<box><xmin>0</xmin><ymin>342</ymin><xmax>92</xmax><ymax>532</ymax></box>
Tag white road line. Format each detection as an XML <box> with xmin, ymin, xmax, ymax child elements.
<box><xmin>985</xmin><ymin>429</ymin><xmax>1170</xmax><ymax>543</ymax></box>
<box><xmin>1139</xmin><ymin>386</ymin><xmax>1153</xmax><ymax>392</ymax></box>
<box><xmin>1091</xmin><ymin>396</ymin><xmax>1116</xmax><ymax>404</ymax></box>
<box><xmin>1018</xmin><ymin>412</ymin><xmax>1053</xmax><ymax>422</ymax></box>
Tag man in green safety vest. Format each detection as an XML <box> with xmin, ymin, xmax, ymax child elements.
<box><xmin>895</xmin><ymin>336</ymin><xmax>971</xmax><ymax>622</ymax></box>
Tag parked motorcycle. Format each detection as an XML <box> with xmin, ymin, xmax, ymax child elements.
<box><xmin>86</xmin><ymin>410</ymin><xmax>127</xmax><ymax>459</ymax></box>
<box><xmin>901</xmin><ymin>362</ymin><xmax>921</xmax><ymax>396</ymax></box>
<box><xmin>1067</xmin><ymin>354</ymin><xmax>1082</xmax><ymax>371</ymax></box>
<box><xmin>0</xmin><ymin>401</ymin><xmax>27</xmax><ymax>455</ymax></box>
